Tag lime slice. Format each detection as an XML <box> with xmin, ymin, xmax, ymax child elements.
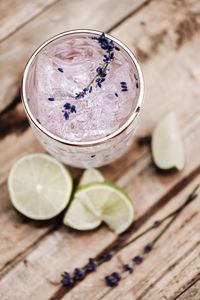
<box><xmin>63</xmin><ymin>183</ymin><xmax>134</xmax><ymax>234</ymax></box>
<box><xmin>151</xmin><ymin>111</ymin><xmax>184</xmax><ymax>170</ymax></box>
<box><xmin>63</xmin><ymin>196</ymin><xmax>101</xmax><ymax>230</ymax></box>
<box><xmin>78</xmin><ymin>168</ymin><xmax>105</xmax><ymax>187</ymax></box>
<box><xmin>8</xmin><ymin>153</ymin><xmax>73</xmax><ymax>220</ymax></box>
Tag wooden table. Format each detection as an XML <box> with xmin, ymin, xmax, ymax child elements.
<box><xmin>0</xmin><ymin>0</ymin><xmax>200</xmax><ymax>299</ymax></box>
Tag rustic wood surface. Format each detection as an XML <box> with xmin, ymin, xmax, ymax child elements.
<box><xmin>0</xmin><ymin>0</ymin><xmax>200</xmax><ymax>299</ymax></box>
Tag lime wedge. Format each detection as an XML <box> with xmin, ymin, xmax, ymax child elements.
<box><xmin>78</xmin><ymin>168</ymin><xmax>105</xmax><ymax>187</ymax></box>
<box><xmin>8</xmin><ymin>153</ymin><xmax>73</xmax><ymax>220</ymax></box>
<box><xmin>63</xmin><ymin>196</ymin><xmax>101</xmax><ymax>230</ymax></box>
<box><xmin>151</xmin><ymin>111</ymin><xmax>184</xmax><ymax>170</ymax></box>
<box><xmin>63</xmin><ymin>183</ymin><xmax>134</xmax><ymax>234</ymax></box>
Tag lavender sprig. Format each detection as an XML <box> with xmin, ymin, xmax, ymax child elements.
<box><xmin>61</xmin><ymin>184</ymin><xmax>199</xmax><ymax>288</ymax></box>
<box><xmin>62</xmin><ymin>33</ymin><xmax>116</xmax><ymax>119</ymax></box>
<box><xmin>105</xmin><ymin>184</ymin><xmax>199</xmax><ymax>287</ymax></box>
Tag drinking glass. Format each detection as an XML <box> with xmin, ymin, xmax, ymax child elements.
<box><xmin>21</xmin><ymin>29</ymin><xmax>144</xmax><ymax>168</ymax></box>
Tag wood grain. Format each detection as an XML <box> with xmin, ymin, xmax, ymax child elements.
<box><xmin>0</xmin><ymin>0</ymin><xmax>147</xmax><ymax>112</ymax></box>
<box><xmin>61</xmin><ymin>177</ymin><xmax>200</xmax><ymax>300</ymax></box>
<box><xmin>0</xmin><ymin>0</ymin><xmax>59</xmax><ymax>42</ymax></box>
<box><xmin>0</xmin><ymin>0</ymin><xmax>200</xmax><ymax>299</ymax></box>
<box><xmin>176</xmin><ymin>279</ymin><xmax>200</xmax><ymax>300</ymax></box>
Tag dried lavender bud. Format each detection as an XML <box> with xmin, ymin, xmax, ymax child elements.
<box><xmin>105</xmin><ymin>276</ymin><xmax>116</xmax><ymax>287</ymax></box>
<box><xmin>144</xmin><ymin>243</ymin><xmax>152</xmax><ymax>254</ymax></box>
<box><xmin>105</xmin><ymin>273</ymin><xmax>120</xmax><ymax>287</ymax></box>
<box><xmin>70</xmin><ymin>105</ymin><xmax>76</xmax><ymax>113</ymax></box>
<box><xmin>153</xmin><ymin>221</ymin><xmax>161</xmax><ymax>228</ymax></box>
<box><xmin>64</xmin><ymin>102</ymin><xmax>71</xmax><ymax>109</ymax></box>
<box><xmin>73</xmin><ymin>268</ymin><xmax>85</xmax><ymax>281</ymax></box>
<box><xmin>58</xmin><ymin>67</ymin><xmax>64</xmax><ymax>73</ymax></box>
<box><xmin>64</xmin><ymin>112</ymin><xmax>69</xmax><ymax>120</ymax></box>
<box><xmin>133</xmin><ymin>255</ymin><xmax>143</xmax><ymax>264</ymax></box>
<box><xmin>123</xmin><ymin>264</ymin><xmax>133</xmax><ymax>273</ymax></box>
<box><xmin>111</xmin><ymin>272</ymin><xmax>121</xmax><ymax>281</ymax></box>
<box><xmin>103</xmin><ymin>252</ymin><xmax>112</xmax><ymax>261</ymax></box>
<box><xmin>61</xmin><ymin>272</ymin><xmax>74</xmax><ymax>286</ymax></box>
<box><xmin>87</xmin><ymin>258</ymin><xmax>97</xmax><ymax>272</ymax></box>
<box><xmin>134</xmin><ymin>73</ymin><xmax>138</xmax><ymax>80</ymax></box>
<box><xmin>96</xmin><ymin>67</ymin><xmax>103</xmax><ymax>74</ymax></box>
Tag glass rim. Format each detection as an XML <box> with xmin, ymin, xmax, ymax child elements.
<box><xmin>21</xmin><ymin>29</ymin><xmax>144</xmax><ymax>147</ymax></box>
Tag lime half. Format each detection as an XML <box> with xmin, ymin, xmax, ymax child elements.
<box><xmin>63</xmin><ymin>183</ymin><xmax>134</xmax><ymax>234</ymax></box>
<box><xmin>78</xmin><ymin>168</ymin><xmax>105</xmax><ymax>187</ymax></box>
<box><xmin>151</xmin><ymin>111</ymin><xmax>184</xmax><ymax>170</ymax></box>
<box><xmin>8</xmin><ymin>153</ymin><xmax>73</xmax><ymax>220</ymax></box>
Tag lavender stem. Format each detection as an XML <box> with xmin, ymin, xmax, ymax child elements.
<box><xmin>114</xmin><ymin>184</ymin><xmax>199</xmax><ymax>254</ymax></box>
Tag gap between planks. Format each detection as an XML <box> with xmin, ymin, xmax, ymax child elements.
<box><xmin>0</xmin><ymin>0</ymin><xmax>151</xmax><ymax>45</ymax></box>
<box><xmin>106</xmin><ymin>0</ymin><xmax>153</xmax><ymax>32</ymax></box>
<box><xmin>0</xmin><ymin>0</ymin><xmax>60</xmax><ymax>44</ymax></box>
<box><xmin>174</xmin><ymin>276</ymin><xmax>200</xmax><ymax>300</ymax></box>
<box><xmin>97</xmin><ymin>238</ymin><xmax>200</xmax><ymax>300</ymax></box>
<box><xmin>136</xmin><ymin>240</ymin><xmax>200</xmax><ymax>300</ymax></box>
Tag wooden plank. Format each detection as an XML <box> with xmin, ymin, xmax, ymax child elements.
<box><xmin>0</xmin><ymin>226</ymin><xmax>116</xmax><ymax>299</ymax></box>
<box><xmin>0</xmin><ymin>179</ymin><xmax>54</xmax><ymax>272</ymax></box>
<box><xmin>0</xmin><ymin>0</ymin><xmax>147</xmax><ymax>112</ymax></box>
<box><xmin>62</xmin><ymin>178</ymin><xmax>200</xmax><ymax>300</ymax></box>
<box><xmin>0</xmin><ymin>0</ymin><xmax>200</xmax><ymax>298</ymax></box>
<box><xmin>0</xmin><ymin>0</ymin><xmax>59</xmax><ymax>42</ymax></box>
<box><xmin>176</xmin><ymin>279</ymin><xmax>200</xmax><ymax>300</ymax></box>
<box><xmin>62</xmin><ymin>177</ymin><xmax>200</xmax><ymax>300</ymax></box>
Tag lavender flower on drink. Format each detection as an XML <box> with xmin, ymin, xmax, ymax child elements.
<box><xmin>49</xmin><ymin>33</ymin><xmax>118</xmax><ymax>120</ymax></box>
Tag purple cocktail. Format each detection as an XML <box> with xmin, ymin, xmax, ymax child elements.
<box><xmin>22</xmin><ymin>30</ymin><xmax>144</xmax><ymax>168</ymax></box>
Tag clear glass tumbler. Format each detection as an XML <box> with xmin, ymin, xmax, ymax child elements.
<box><xmin>21</xmin><ymin>29</ymin><xmax>144</xmax><ymax>168</ymax></box>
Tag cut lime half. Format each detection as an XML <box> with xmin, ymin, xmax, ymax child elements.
<box><xmin>151</xmin><ymin>111</ymin><xmax>184</xmax><ymax>170</ymax></box>
<box><xmin>8</xmin><ymin>153</ymin><xmax>73</xmax><ymax>220</ymax></box>
<box><xmin>63</xmin><ymin>183</ymin><xmax>134</xmax><ymax>234</ymax></box>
